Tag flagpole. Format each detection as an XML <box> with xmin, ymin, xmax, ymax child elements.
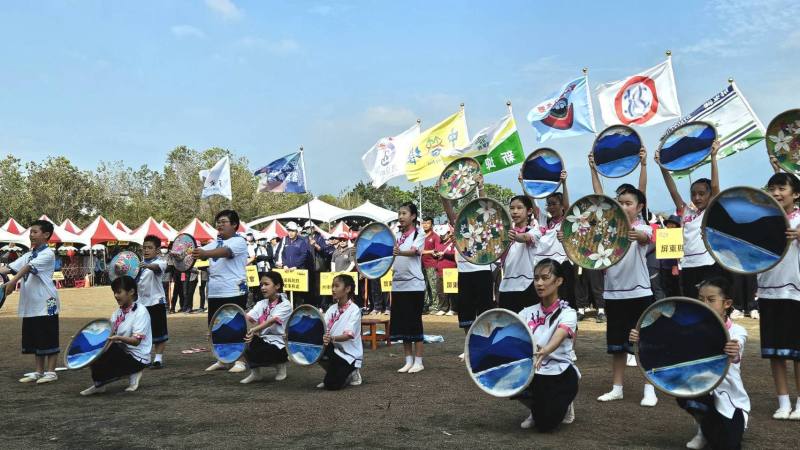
<box><xmin>300</xmin><ymin>146</ymin><xmax>312</xmax><ymax>225</ymax></box>
<box><xmin>416</xmin><ymin>118</ymin><xmax>422</xmax><ymax>217</ymax></box>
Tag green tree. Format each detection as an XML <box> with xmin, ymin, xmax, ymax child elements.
<box><xmin>25</xmin><ymin>156</ymin><xmax>101</xmax><ymax>226</ymax></box>
<box><xmin>0</xmin><ymin>156</ymin><xmax>33</xmax><ymax>223</ymax></box>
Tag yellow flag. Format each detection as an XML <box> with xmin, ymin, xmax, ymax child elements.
<box><xmin>405</xmin><ymin>109</ymin><xmax>469</xmax><ymax>182</ymax></box>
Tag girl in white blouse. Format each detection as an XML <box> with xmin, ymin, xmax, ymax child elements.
<box><xmin>516</xmin><ymin>259</ymin><xmax>580</xmax><ymax>431</ymax></box>
<box><xmin>318</xmin><ymin>274</ymin><xmax>363</xmax><ymax>390</ymax></box>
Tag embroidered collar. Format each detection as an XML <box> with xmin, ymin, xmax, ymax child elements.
<box><xmin>328</xmin><ymin>300</ymin><xmax>352</xmax><ymax>328</ymax></box>
<box><xmin>113</xmin><ymin>302</ymin><xmax>137</xmax><ymax>333</ymax></box>
<box><xmin>258</xmin><ymin>296</ymin><xmax>282</xmax><ymax>324</ymax></box>
<box><xmin>527</xmin><ymin>299</ymin><xmax>566</xmax><ymax>332</ymax></box>
<box><xmin>788</xmin><ymin>207</ymin><xmax>800</xmax><ymax>220</ymax></box>
<box><xmin>397</xmin><ymin>227</ymin><xmax>415</xmax><ymax>246</ymax></box>
<box><xmin>512</xmin><ymin>225</ymin><xmax>529</xmax><ymax>233</ymax></box>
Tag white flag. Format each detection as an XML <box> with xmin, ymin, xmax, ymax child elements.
<box><xmin>361</xmin><ymin>123</ymin><xmax>420</xmax><ymax>187</ymax></box>
<box><xmin>596</xmin><ymin>58</ymin><xmax>681</xmax><ymax>127</ymax></box>
<box><xmin>200</xmin><ymin>156</ymin><xmax>232</xmax><ymax>200</ymax></box>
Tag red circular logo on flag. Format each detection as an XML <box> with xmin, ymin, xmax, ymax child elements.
<box><xmin>614</xmin><ymin>76</ymin><xmax>659</xmax><ymax>125</ymax></box>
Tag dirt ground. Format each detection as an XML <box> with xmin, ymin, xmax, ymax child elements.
<box><xmin>0</xmin><ymin>287</ymin><xmax>797</xmax><ymax>449</ymax></box>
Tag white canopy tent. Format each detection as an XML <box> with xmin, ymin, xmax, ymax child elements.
<box><xmin>247</xmin><ymin>197</ymin><xmax>348</xmax><ymax>228</ymax></box>
<box><xmin>328</xmin><ymin>200</ymin><xmax>396</xmax><ymax>223</ymax></box>
<box><xmin>0</xmin><ymin>228</ymin><xmax>31</xmax><ymax>248</ymax></box>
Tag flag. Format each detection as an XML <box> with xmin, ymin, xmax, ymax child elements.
<box><xmin>361</xmin><ymin>123</ymin><xmax>420</xmax><ymax>187</ymax></box>
<box><xmin>664</xmin><ymin>82</ymin><xmax>765</xmax><ymax>178</ymax></box>
<box><xmin>527</xmin><ymin>75</ymin><xmax>596</xmax><ymax>142</ymax></box>
<box><xmin>199</xmin><ymin>156</ymin><xmax>232</xmax><ymax>200</ymax></box>
<box><xmin>596</xmin><ymin>58</ymin><xmax>681</xmax><ymax>127</ymax></box>
<box><xmin>254</xmin><ymin>152</ymin><xmax>307</xmax><ymax>193</ymax></box>
<box><xmin>465</xmin><ymin>113</ymin><xmax>525</xmax><ymax>174</ymax></box>
<box><xmin>405</xmin><ymin>109</ymin><xmax>469</xmax><ymax>182</ymax></box>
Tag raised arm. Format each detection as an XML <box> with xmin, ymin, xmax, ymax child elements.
<box><xmin>654</xmin><ymin>149</ymin><xmax>685</xmax><ymax>211</ymax></box>
<box><xmin>710</xmin><ymin>140</ymin><xmax>720</xmax><ymax>197</ymax></box>
<box><xmin>769</xmin><ymin>155</ymin><xmax>782</xmax><ymax>173</ymax></box>
<box><xmin>560</xmin><ymin>170</ymin><xmax>570</xmax><ymax>209</ymax></box>
<box><xmin>588</xmin><ymin>153</ymin><xmax>603</xmax><ymax>195</ymax></box>
<box><xmin>638</xmin><ymin>147</ymin><xmax>648</xmax><ymax>195</ymax></box>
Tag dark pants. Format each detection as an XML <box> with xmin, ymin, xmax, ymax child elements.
<box><xmin>516</xmin><ymin>365</ymin><xmax>579</xmax><ymax>432</ymax></box>
<box><xmin>677</xmin><ymin>395</ymin><xmax>744</xmax><ymax>450</ymax></box>
<box><xmin>171</xmin><ymin>273</ymin><xmax>185</xmax><ymax>312</ymax></box>
<box><xmin>320</xmin><ymin>345</ymin><xmax>356</xmax><ymax>390</ymax></box>
<box><xmin>729</xmin><ymin>273</ymin><xmax>757</xmax><ymax>312</ymax></box>
<box><xmin>181</xmin><ymin>280</ymin><xmax>196</xmax><ymax>311</ymax></box>
<box><xmin>575</xmin><ymin>267</ymin><xmax>604</xmax><ymax>309</ymax></box>
<box><xmin>244</xmin><ymin>338</ymin><xmax>288</xmax><ymax>368</ymax></box>
<box><xmin>368</xmin><ymin>279</ymin><xmax>388</xmax><ymax>312</ymax></box>
<box><xmin>90</xmin><ymin>343</ymin><xmax>146</xmax><ymax>387</ymax></box>
<box><xmin>199</xmin><ymin>281</ymin><xmax>207</xmax><ymax>309</ymax></box>
<box><xmin>558</xmin><ymin>260</ymin><xmax>576</xmax><ymax>309</ymax></box>
<box><xmin>659</xmin><ymin>268</ymin><xmax>680</xmax><ymax>299</ymax></box>
<box><xmin>680</xmin><ymin>264</ymin><xmax>722</xmax><ymax>299</ymax></box>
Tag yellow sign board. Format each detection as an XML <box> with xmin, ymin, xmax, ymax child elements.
<box><xmin>380</xmin><ymin>269</ymin><xmax>393</xmax><ymax>292</ymax></box>
<box><xmin>194</xmin><ymin>259</ymin><xmax>209</xmax><ymax>268</ymax></box>
<box><xmin>319</xmin><ymin>272</ymin><xmax>359</xmax><ymax>295</ymax></box>
<box><xmin>273</xmin><ymin>269</ymin><xmax>309</xmax><ymax>292</ymax></box>
<box><xmin>443</xmin><ymin>268</ymin><xmax>458</xmax><ymax>293</ymax></box>
<box><xmin>245</xmin><ymin>266</ymin><xmax>260</xmax><ymax>287</ymax></box>
<box><xmin>52</xmin><ymin>271</ymin><xmax>64</xmax><ymax>281</ymax></box>
<box><xmin>656</xmin><ymin>228</ymin><xmax>684</xmax><ymax>259</ymax></box>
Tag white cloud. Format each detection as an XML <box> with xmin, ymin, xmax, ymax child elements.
<box><xmin>171</xmin><ymin>25</ymin><xmax>205</xmax><ymax>39</ymax></box>
<box><xmin>206</xmin><ymin>0</ymin><xmax>243</xmax><ymax>20</ymax></box>
<box><xmin>235</xmin><ymin>37</ymin><xmax>300</xmax><ymax>55</ymax></box>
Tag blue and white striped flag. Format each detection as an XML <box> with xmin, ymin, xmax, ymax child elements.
<box><xmin>254</xmin><ymin>152</ymin><xmax>307</xmax><ymax>193</ymax></box>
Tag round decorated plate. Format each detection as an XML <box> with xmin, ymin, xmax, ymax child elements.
<box><xmin>285</xmin><ymin>305</ymin><xmax>327</xmax><ymax>366</ymax></box>
<box><xmin>454</xmin><ymin>198</ymin><xmax>511</xmax><ymax>265</ymax></box>
<box><xmin>766</xmin><ymin>109</ymin><xmax>800</xmax><ymax>174</ymax></box>
<box><xmin>438</xmin><ymin>157</ymin><xmax>483</xmax><ymax>200</ymax></box>
<box><xmin>108</xmin><ymin>250</ymin><xmax>140</xmax><ymax>281</ymax></box>
<box><xmin>520</xmin><ymin>148</ymin><xmax>563</xmax><ymax>198</ymax></box>
<box><xmin>635</xmin><ymin>297</ymin><xmax>730</xmax><ymax>398</ymax></box>
<box><xmin>562</xmin><ymin>194</ymin><xmax>632</xmax><ymax>270</ymax></box>
<box><xmin>209</xmin><ymin>304</ymin><xmax>247</xmax><ymax>364</ymax></box>
<box><xmin>355</xmin><ymin>222</ymin><xmax>396</xmax><ymax>280</ymax></box>
<box><xmin>657</xmin><ymin>121</ymin><xmax>717</xmax><ymax>172</ymax></box>
<box><xmin>64</xmin><ymin>319</ymin><xmax>113</xmax><ymax>370</ymax></box>
<box><xmin>465</xmin><ymin>308</ymin><xmax>535</xmax><ymax>398</ymax></box>
<box><xmin>702</xmin><ymin>186</ymin><xmax>790</xmax><ymax>274</ymax></box>
<box><xmin>592</xmin><ymin>125</ymin><xmax>642</xmax><ymax>178</ymax></box>
<box><xmin>169</xmin><ymin>233</ymin><xmax>197</xmax><ymax>272</ymax></box>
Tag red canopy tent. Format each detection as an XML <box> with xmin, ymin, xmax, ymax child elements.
<box><xmin>130</xmin><ymin>217</ymin><xmax>171</xmax><ymax>246</ymax></box>
<box><xmin>330</xmin><ymin>221</ymin><xmax>351</xmax><ymax>237</ymax></box>
<box><xmin>114</xmin><ymin>220</ymin><xmax>132</xmax><ymax>234</ymax></box>
<box><xmin>60</xmin><ymin>219</ymin><xmax>82</xmax><ymax>234</ymax></box>
<box><xmin>1</xmin><ymin>218</ymin><xmax>26</xmax><ymax>234</ymax></box>
<box><xmin>178</xmin><ymin>218</ymin><xmax>217</xmax><ymax>243</ymax></box>
<box><xmin>259</xmin><ymin>220</ymin><xmax>288</xmax><ymax>239</ymax></box>
<box><xmin>81</xmin><ymin>216</ymin><xmax>138</xmax><ymax>245</ymax></box>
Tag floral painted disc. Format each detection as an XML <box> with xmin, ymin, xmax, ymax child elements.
<box><xmin>454</xmin><ymin>198</ymin><xmax>511</xmax><ymax>265</ymax></box>
<box><xmin>438</xmin><ymin>157</ymin><xmax>483</xmax><ymax>200</ymax></box>
<box><xmin>562</xmin><ymin>194</ymin><xmax>631</xmax><ymax>270</ymax></box>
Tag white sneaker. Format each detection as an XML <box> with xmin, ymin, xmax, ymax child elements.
<box><xmin>397</xmin><ymin>361</ymin><xmax>413</xmax><ymax>373</ymax></box>
<box><xmin>349</xmin><ymin>369</ymin><xmax>362</xmax><ymax>386</ymax></box>
<box><xmin>789</xmin><ymin>408</ymin><xmax>800</xmax><ymax>420</ymax></box>
<box><xmin>228</xmin><ymin>361</ymin><xmax>247</xmax><ymax>373</ymax></box>
<box><xmin>408</xmin><ymin>362</ymin><xmax>424</xmax><ymax>373</ymax></box>
<box><xmin>435</xmin><ymin>310</ymin><xmax>446</xmax><ymax>316</ymax></box>
<box><xmin>640</xmin><ymin>393</ymin><xmax>658</xmax><ymax>407</ymax></box>
<box><xmin>562</xmin><ymin>402</ymin><xmax>575</xmax><ymax>424</ymax></box>
<box><xmin>446</xmin><ymin>310</ymin><xmax>454</xmax><ymax>316</ymax></box>
<box><xmin>19</xmin><ymin>372</ymin><xmax>42</xmax><ymax>383</ymax></box>
<box><xmin>773</xmin><ymin>407</ymin><xmax>792</xmax><ymax>420</ymax></box>
<box><xmin>125</xmin><ymin>371</ymin><xmax>143</xmax><ymax>392</ymax></box>
<box><xmin>36</xmin><ymin>372</ymin><xmax>58</xmax><ymax>384</ymax></box>
<box><xmin>205</xmin><ymin>361</ymin><xmax>227</xmax><ymax>372</ymax></box>
<box><xmin>626</xmin><ymin>354</ymin><xmax>637</xmax><ymax>367</ymax></box>
<box><xmin>597</xmin><ymin>390</ymin><xmax>624</xmax><ymax>402</ymax></box>
<box><xmin>316</xmin><ymin>382</ymin><xmax>326</xmax><ymax>389</ymax></box>
<box><xmin>240</xmin><ymin>368</ymin><xmax>263</xmax><ymax>384</ymax></box>
<box><xmin>686</xmin><ymin>431</ymin><xmax>707</xmax><ymax>449</ymax></box>
<box><xmin>520</xmin><ymin>413</ymin><xmax>534</xmax><ymax>429</ymax></box>
<box><xmin>274</xmin><ymin>363</ymin><xmax>287</xmax><ymax>381</ymax></box>
<box><xmin>80</xmin><ymin>385</ymin><xmax>106</xmax><ymax>396</ymax></box>
<box><xmin>458</xmin><ymin>353</ymin><xmax>465</xmax><ymax>361</ymax></box>
<box><xmin>750</xmin><ymin>309</ymin><xmax>760</xmax><ymax>320</ymax></box>
<box><xmin>730</xmin><ymin>309</ymin><xmax>744</xmax><ymax>319</ymax></box>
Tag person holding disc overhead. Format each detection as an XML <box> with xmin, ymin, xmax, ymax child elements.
<box><xmin>630</xmin><ymin>277</ymin><xmax>749</xmax><ymax>449</ymax></box>
<box><xmin>240</xmin><ymin>271</ymin><xmax>293</xmax><ymax>384</ymax></box>
<box><xmin>582</xmin><ymin>152</ymin><xmax>658</xmax><ymax>407</ymax></box>
<box><xmin>498</xmin><ymin>195</ymin><xmax>539</xmax><ymax>313</ymax></box>
<box><xmin>1</xmin><ymin>220</ymin><xmax>61</xmax><ymax>384</ymax></box>
<box><xmin>532</xmin><ymin>171</ymin><xmax>574</xmax><ymax>309</ymax></box>
<box><xmin>81</xmin><ymin>276</ymin><xmax>152</xmax><ymax>395</ymax></box>
<box><xmin>318</xmin><ymin>274</ymin><xmax>363</xmax><ymax>390</ymax></box>
<box><xmin>138</xmin><ymin>235</ymin><xmax>169</xmax><ymax>369</ymax></box>
<box><xmin>192</xmin><ymin>210</ymin><xmax>250</xmax><ymax>373</ymax></box>
<box><xmin>656</xmin><ymin>140</ymin><xmax>722</xmax><ymax>298</ymax></box>
<box><xmin>516</xmin><ymin>259</ymin><xmax>579</xmax><ymax>431</ymax></box>
<box><xmin>758</xmin><ymin>161</ymin><xmax>800</xmax><ymax>420</ymax></box>
<box><xmin>391</xmin><ymin>202</ymin><xmax>427</xmax><ymax>373</ymax></box>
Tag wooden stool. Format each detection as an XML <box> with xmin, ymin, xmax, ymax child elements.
<box><xmin>361</xmin><ymin>318</ymin><xmax>391</xmax><ymax>350</ymax></box>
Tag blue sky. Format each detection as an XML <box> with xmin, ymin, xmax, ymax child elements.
<box><xmin>1</xmin><ymin>0</ymin><xmax>798</xmax><ymax>212</ymax></box>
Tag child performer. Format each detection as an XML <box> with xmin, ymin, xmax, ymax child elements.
<box><xmin>390</xmin><ymin>202</ymin><xmax>426</xmax><ymax>373</ymax></box>
<box><xmin>2</xmin><ymin>220</ymin><xmax>61</xmax><ymax>384</ymax></box>
<box><xmin>240</xmin><ymin>271</ymin><xmax>293</xmax><ymax>384</ymax></box>
<box><xmin>81</xmin><ymin>276</ymin><xmax>152</xmax><ymax>395</ymax></box>
<box><xmin>517</xmin><ymin>259</ymin><xmax>580</xmax><ymax>431</ymax></box>
<box><xmin>318</xmin><ymin>274</ymin><xmax>363</xmax><ymax>389</ymax></box>
<box><xmin>630</xmin><ymin>277</ymin><xmax>749</xmax><ymax>449</ymax></box>
<box><xmin>758</xmin><ymin>160</ymin><xmax>800</xmax><ymax>420</ymax></box>
<box><xmin>499</xmin><ymin>195</ymin><xmax>539</xmax><ymax>313</ymax></box>
<box><xmin>138</xmin><ymin>235</ymin><xmax>169</xmax><ymax>368</ymax></box>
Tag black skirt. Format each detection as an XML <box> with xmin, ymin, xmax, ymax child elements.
<box><xmin>457</xmin><ymin>271</ymin><xmax>493</xmax><ymax>329</ymax></box>
<box><xmin>606</xmin><ymin>296</ymin><xmax>653</xmax><ymax>354</ymax></box>
<box><xmin>389</xmin><ymin>291</ymin><xmax>424</xmax><ymax>342</ymax></box>
<box><xmin>244</xmin><ymin>337</ymin><xmax>288</xmax><ymax>367</ymax></box>
<box><xmin>146</xmin><ymin>304</ymin><xmax>169</xmax><ymax>344</ymax></box>
<box><xmin>516</xmin><ymin>365</ymin><xmax>579</xmax><ymax>432</ymax></box>
<box><xmin>498</xmin><ymin>281</ymin><xmax>540</xmax><ymax>313</ymax></box>
<box><xmin>21</xmin><ymin>315</ymin><xmax>60</xmax><ymax>356</ymax></box>
<box><xmin>677</xmin><ymin>395</ymin><xmax>745</xmax><ymax>450</ymax></box>
<box><xmin>207</xmin><ymin>295</ymin><xmax>248</xmax><ymax>324</ymax></box>
<box><xmin>680</xmin><ymin>264</ymin><xmax>722</xmax><ymax>299</ymax></box>
<box><xmin>320</xmin><ymin>344</ymin><xmax>356</xmax><ymax>390</ymax></box>
<box><xmin>759</xmin><ymin>298</ymin><xmax>800</xmax><ymax>360</ymax></box>
<box><xmin>90</xmin><ymin>343</ymin><xmax>147</xmax><ymax>387</ymax></box>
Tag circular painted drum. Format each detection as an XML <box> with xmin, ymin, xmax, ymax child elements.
<box><xmin>592</xmin><ymin>125</ymin><xmax>642</xmax><ymax>178</ymax></box>
<box><xmin>702</xmin><ymin>186</ymin><xmax>790</xmax><ymax>274</ymax></box>
<box><xmin>657</xmin><ymin>121</ymin><xmax>717</xmax><ymax>172</ymax></box>
<box><xmin>209</xmin><ymin>304</ymin><xmax>247</xmax><ymax>364</ymax></box>
<box><xmin>285</xmin><ymin>305</ymin><xmax>327</xmax><ymax>366</ymax></box>
<box><xmin>454</xmin><ymin>197</ymin><xmax>511</xmax><ymax>265</ymax></box>
<box><xmin>766</xmin><ymin>109</ymin><xmax>800</xmax><ymax>174</ymax></box>
<box><xmin>108</xmin><ymin>251</ymin><xmax>140</xmax><ymax>281</ymax></box>
<box><xmin>465</xmin><ymin>308</ymin><xmax>535</xmax><ymax>397</ymax></box>
<box><xmin>169</xmin><ymin>233</ymin><xmax>198</xmax><ymax>272</ymax></box>
<box><xmin>438</xmin><ymin>157</ymin><xmax>483</xmax><ymax>200</ymax></box>
<box><xmin>635</xmin><ymin>297</ymin><xmax>730</xmax><ymax>398</ymax></box>
<box><xmin>520</xmin><ymin>148</ymin><xmax>563</xmax><ymax>198</ymax></box>
<box><xmin>562</xmin><ymin>194</ymin><xmax>632</xmax><ymax>270</ymax></box>
<box><xmin>64</xmin><ymin>319</ymin><xmax>113</xmax><ymax>370</ymax></box>
<box><xmin>354</xmin><ymin>222</ymin><xmax>396</xmax><ymax>280</ymax></box>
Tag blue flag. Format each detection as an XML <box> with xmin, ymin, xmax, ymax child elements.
<box><xmin>527</xmin><ymin>75</ymin><xmax>597</xmax><ymax>142</ymax></box>
<box><xmin>254</xmin><ymin>152</ymin><xmax>307</xmax><ymax>193</ymax></box>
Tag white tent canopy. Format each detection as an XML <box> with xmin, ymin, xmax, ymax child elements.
<box><xmin>247</xmin><ymin>197</ymin><xmax>348</xmax><ymax>228</ymax></box>
<box><xmin>0</xmin><ymin>228</ymin><xmax>31</xmax><ymax>248</ymax></box>
<box><xmin>328</xmin><ymin>200</ymin><xmax>396</xmax><ymax>223</ymax></box>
